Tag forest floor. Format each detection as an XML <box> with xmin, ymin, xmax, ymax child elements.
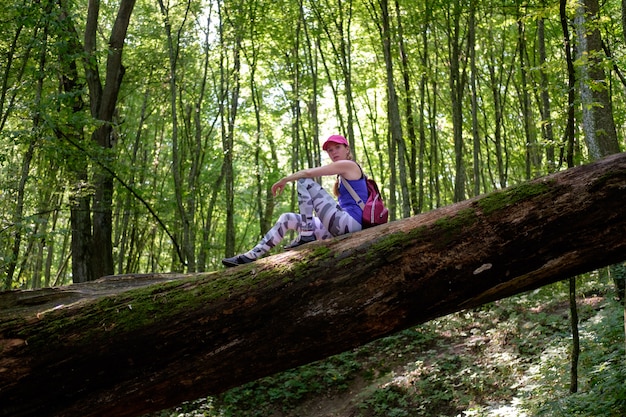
<box><xmin>157</xmin><ymin>274</ymin><xmax>626</xmax><ymax>417</ymax></box>
<box><xmin>281</xmin><ymin>298</ymin><xmax>606</xmax><ymax>417</ymax></box>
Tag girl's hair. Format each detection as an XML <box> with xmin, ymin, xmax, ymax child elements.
<box><xmin>333</xmin><ymin>146</ymin><xmax>355</xmax><ymax>197</ymax></box>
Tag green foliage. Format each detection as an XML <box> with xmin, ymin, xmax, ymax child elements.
<box><xmin>214</xmin><ymin>352</ymin><xmax>362</xmax><ymax>416</ymax></box>
<box><xmin>359</xmin><ymin>385</ymin><xmax>411</xmax><ymax>417</ymax></box>
<box><xmin>3</xmin><ymin>0</ymin><xmax>626</xmax><ymax>285</ymax></box>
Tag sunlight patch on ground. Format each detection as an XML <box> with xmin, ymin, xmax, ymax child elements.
<box><xmin>462</xmin><ymin>399</ymin><xmax>528</xmax><ymax>417</ymax></box>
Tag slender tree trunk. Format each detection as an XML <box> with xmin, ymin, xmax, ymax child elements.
<box><xmin>448</xmin><ymin>0</ymin><xmax>467</xmax><ymax>202</ymax></box>
<box><xmin>417</xmin><ymin>5</ymin><xmax>430</xmax><ymax>214</ymax></box>
<box><xmin>429</xmin><ymin>74</ymin><xmax>441</xmax><ymax>209</ymax></box>
<box><xmin>199</xmin><ymin>167</ymin><xmax>225</xmax><ymax>271</ymax></box>
<box><xmin>184</xmin><ymin>13</ymin><xmax>214</xmax><ymax>273</ymax></box>
<box><xmin>248</xmin><ymin>19</ymin><xmax>268</xmax><ymax>236</ymax></box>
<box><xmin>560</xmin><ymin>0</ymin><xmax>576</xmax><ymax>167</ymax></box>
<box><xmin>117</xmin><ymin>77</ymin><xmax>151</xmax><ymax>273</ymax></box>
<box><xmin>517</xmin><ymin>18</ymin><xmax>541</xmax><ymax>179</ymax></box>
<box><xmin>338</xmin><ymin>0</ymin><xmax>356</xmax><ymax>148</ymax></box>
<box><xmin>5</xmin><ymin>139</ymin><xmax>36</xmax><ymax>289</ymax></box>
<box><xmin>157</xmin><ymin>0</ymin><xmax>188</xmax><ymax>272</ymax></box>
<box><xmin>395</xmin><ymin>0</ymin><xmax>419</xmax><ymax>215</ymax></box>
<box><xmin>55</xmin><ymin>0</ymin><xmax>94</xmax><ymax>283</ymax></box>
<box><xmin>44</xmin><ymin>195</ymin><xmax>62</xmax><ymax>287</ymax></box>
<box><xmin>488</xmin><ymin>59</ymin><xmax>506</xmax><ymax>188</ymax></box>
<box><xmin>379</xmin><ymin>0</ymin><xmax>407</xmax><ymax>219</ymax></box>
<box><xmin>469</xmin><ymin>0</ymin><xmax>480</xmax><ymax>197</ymax></box>
<box><xmin>286</xmin><ymin>18</ymin><xmax>304</xmax><ymax>210</ymax></box>
<box><xmin>623</xmin><ymin>0</ymin><xmax>626</xmax><ymax>44</ymax></box>
<box><xmin>569</xmin><ymin>276</ymin><xmax>580</xmax><ymax>393</ymax></box>
<box><xmin>538</xmin><ymin>15</ymin><xmax>556</xmax><ymax>173</ymax></box>
<box><xmin>69</xmin><ymin>172</ymin><xmax>93</xmax><ymax>283</ymax></box>
<box><xmin>91</xmin><ymin>138</ymin><xmax>115</xmax><ymax>279</ymax></box>
<box><xmin>185</xmin><ymin>5</ymin><xmax>206</xmax><ymax>274</ymax></box>
<box><xmin>300</xmin><ymin>0</ymin><xmax>321</xmax><ymax>165</ymax></box>
<box><xmin>483</xmin><ymin>13</ymin><xmax>515</xmax><ymax>190</ymax></box>
<box><xmin>575</xmin><ymin>0</ymin><xmax>621</xmax><ymax>159</ymax></box>
<box><xmin>219</xmin><ymin>3</ymin><xmax>241</xmax><ymax>257</ymax></box>
<box><xmin>302</xmin><ymin>0</ymin><xmax>322</xmax><ymax>165</ymax></box>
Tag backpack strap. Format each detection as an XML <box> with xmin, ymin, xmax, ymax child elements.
<box><xmin>340</xmin><ymin>163</ymin><xmax>367</xmax><ymax>209</ymax></box>
<box><xmin>340</xmin><ymin>164</ymin><xmax>367</xmax><ymax>210</ymax></box>
<box><xmin>340</xmin><ymin>176</ymin><xmax>365</xmax><ymax>209</ymax></box>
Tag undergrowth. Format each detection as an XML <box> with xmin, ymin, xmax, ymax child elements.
<box><xmin>155</xmin><ymin>269</ymin><xmax>626</xmax><ymax>417</ymax></box>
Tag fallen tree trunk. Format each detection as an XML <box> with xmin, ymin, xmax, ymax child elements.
<box><xmin>2</xmin><ymin>153</ymin><xmax>626</xmax><ymax>417</ymax></box>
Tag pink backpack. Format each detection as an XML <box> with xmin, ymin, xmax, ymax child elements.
<box><xmin>341</xmin><ymin>175</ymin><xmax>389</xmax><ymax>228</ymax></box>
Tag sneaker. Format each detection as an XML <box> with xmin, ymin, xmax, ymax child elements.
<box><xmin>284</xmin><ymin>234</ymin><xmax>316</xmax><ymax>250</ymax></box>
<box><xmin>222</xmin><ymin>254</ymin><xmax>255</xmax><ymax>267</ymax></box>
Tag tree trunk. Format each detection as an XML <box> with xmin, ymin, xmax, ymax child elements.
<box><xmin>517</xmin><ymin>18</ymin><xmax>541</xmax><ymax>179</ymax></box>
<box><xmin>338</xmin><ymin>0</ymin><xmax>356</xmax><ymax>149</ymax></box>
<box><xmin>569</xmin><ymin>276</ymin><xmax>580</xmax><ymax>393</ymax></box>
<box><xmin>448</xmin><ymin>0</ymin><xmax>467</xmax><ymax>202</ymax></box>
<box><xmin>377</xmin><ymin>0</ymin><xmax>409</xmax><ymax>218</ymax></box>
<box><xmin>395</xmin><ymin>0</ymin><xmax>419</xmax><ymax>215</ymax></box>
<box><xmin>85</xmin><ymin>0</ymin><xmax>136</xmax><ymax>280</ymax></box>
<box><xmin>561</xmin><ymin>0</ymin><xmax>577</xmax><ymax>167</ymax></box>
<box><xmin>417</xmin><ymin>7</ymin><xmax>429</xmax><ymax>213</ymax></box>
<box><xmin>2</xmin><ymin>153</ymin><xmax>626</xmax><ymax>417</ymax></box>
<box><xmin>4</xmin><ymin>119</ymin><xmax>36</xmax><ymax>290</ymax></box>
<box><xmin>218</xmin><ymin>1</ymin><xmax>240</xmax><ymax>258</ymax></box>
<box><xmin>469</xmin><ymin>0</ymin><xmax>480</xmax><ymax>197</ymax></box>
<box><xmin>537</xmin><ymin>15</ymin><xmax>556</xmax><ymax>173</ymax></box>
<box><xmin>575</xmin><ymin>0</ymin><xmax>621</xmax><ymax>159</ymax></box>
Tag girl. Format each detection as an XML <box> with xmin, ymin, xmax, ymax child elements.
<box><xmin>222</xmin><ymin>134</ymin><xmax>368</xmax><ymax>267</ymax></box>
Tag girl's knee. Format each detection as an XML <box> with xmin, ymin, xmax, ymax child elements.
<box><xmin>277</xmin><ymin>212</ymin><xmax>301</xmax><ymax>225</ymax></box>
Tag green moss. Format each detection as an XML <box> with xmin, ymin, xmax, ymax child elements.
<box><xmin>433</xmin><ymin>208</ymin><xmax>476</xmax><ymax>232</ymax></box>
<box><xmin>311</xmin><ymin>246</ymin><xmax>333</xmax><ymax>258</ymax></box>
<box><xmin>369</xmin><ymin>228</ymin><xmax>428</xmax><ymax>253</ymax></box>
<box><xmin>429</xmin><ymin>208</ymin><xmax>478</xmax><ymax>247</ymax></box>
<box><xmin>477</xmin><ymin>181</ymin><xmax>554</xmax><ymax>216</ymax></box>
<box><xmin>22</xmin><ymin>270</ymin><xmax>298</xmax><ymax>348</ymax></box>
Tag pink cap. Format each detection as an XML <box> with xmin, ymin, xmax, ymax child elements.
<box><xmin>322</xmin><ymin>135</ymin><xmax>349</xmax><ymax>151</ymax></box>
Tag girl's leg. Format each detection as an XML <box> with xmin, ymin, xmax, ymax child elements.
<box><xmin>297</xmin><ymin>178</ymin><xmax>361</xmax><ymax>236</ymax></box>
<box><xmin>242</xmin><ymin>212</ymin><xmax>332</xmax><ymax>260</ymax></box>
<box><xmin>223</xmin><ymin>178</ymin><xmax>358</xmax><ymax>267</ymax></box>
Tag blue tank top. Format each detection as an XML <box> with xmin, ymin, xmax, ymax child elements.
<box><xmin>338</xmin><ymin>176</ymin><xmax>368</xmax><ymax>224</ymax></box>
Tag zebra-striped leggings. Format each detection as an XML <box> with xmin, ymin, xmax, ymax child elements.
<box><xmin>244</xmin><ymin>178</ymin><xmax>361</xmax><ymax>259</ymax></box>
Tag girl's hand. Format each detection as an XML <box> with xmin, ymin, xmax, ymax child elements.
<box><xmin>272</xmin><ymin>179</ymin><xmax>287</xmax><ymax>197</ymax></box>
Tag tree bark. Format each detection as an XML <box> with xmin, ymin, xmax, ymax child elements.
<box><xmin>2</xmin><ymin>153</ymin><xmax>626</xmax><ymax>417</ymax></box>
